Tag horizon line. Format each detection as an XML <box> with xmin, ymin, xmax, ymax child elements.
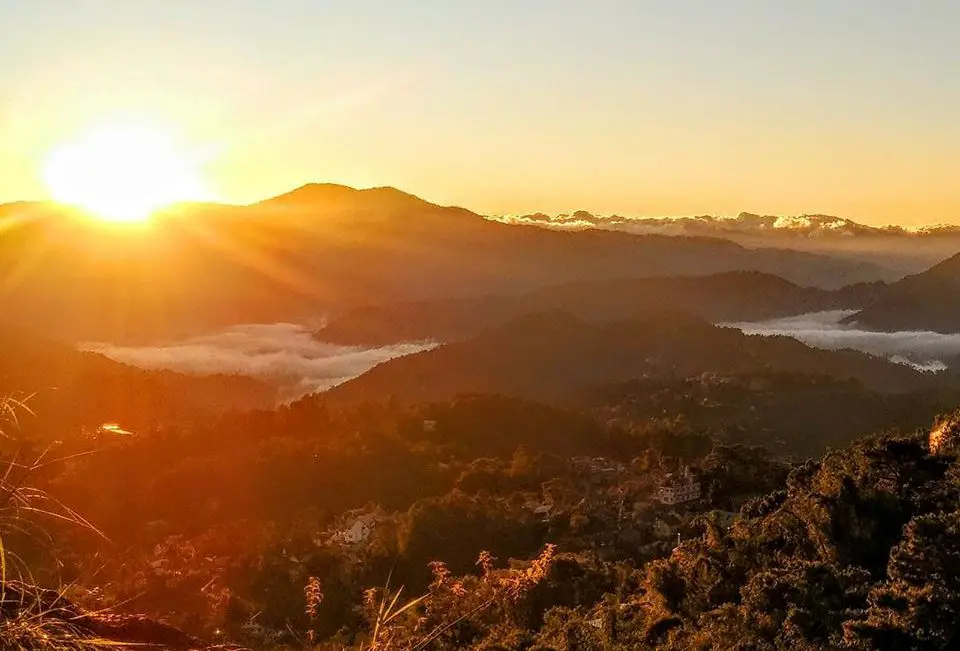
<box><xmin>4</xmin><ymin>181</ymin><xmax>960</xmax><ymax>232</ymax></box>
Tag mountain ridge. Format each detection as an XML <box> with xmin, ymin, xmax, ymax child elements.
<box><xmin>498</xmin><ymin>209</ymin><xmax>960</xmax><ymax>237</ymax></box>
<box><xmin>843</xmin><ymin>251</ymin><xmax>960</xmax><ymax>333</ymax></box>
<box><xmin>321</xmin><ymin>310</ymin><xmax>937</xmax><ymax>405</ymax></box>
<box><xmin>4</xmin><ymin>185</ymin><xmax>958</xmax><ymax>234</ymax></box>
<box><xmin>0</xmin><ymin>184</ymin><xmax>893</xmax><ymax>342</ymax></box>
<box><xmin>494</xmin><ymin>209</ymin><xmax>960</xmax><ymax>274</ymax></box>
<box><xmin>317</xmin><ymin>271</ymin><xmax>888</xmax><ymax>346</ymax></box>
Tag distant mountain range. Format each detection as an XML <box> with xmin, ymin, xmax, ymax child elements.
<box><xmin>498</xmin><ymin>210</ymin><xmax>960</xmax><ymax>238</ymax></box>
<box><xmin>0</xmin><ymin>184</ymin><xmax>897</xmax><ymax>342</ymax></box>
<box><xmin>495</xmin><ymin>210</ymin><xmax>960</xmax><ymax>274</ymax></box>
<box><xmin>317</xmin><ymin>271</ymin><xmax>886</xmax><ymax>346</ymax></box>
<box><xmin>322</xmin><ymin>311</ymin><xmax>937</xmax><ymax>405</ymax></box>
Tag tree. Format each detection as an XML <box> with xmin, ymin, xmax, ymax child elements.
<box><xmin>846</xmin><ymin>511</ymin><xmax>960</xmax><ymax>650</ymax></box>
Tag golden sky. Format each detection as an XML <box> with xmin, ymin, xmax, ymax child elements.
<box><xmin>3</xmin><ymin>1</ymin><xmax>960</xmax><ymax>226</ymax></box>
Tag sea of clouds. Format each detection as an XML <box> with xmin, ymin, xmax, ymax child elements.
<box><xmin>725</xmin><ymin>310</ymin><xmax>960</xmax><ymax>373</ymax></box>
<box><xmin>81</xmin><ymin>323</ymin><xmax>435</xmax><ymax>402</ymax></box>
<box><xmin>81</xmin><ymin>313</ymin><xmax>960</xmax><ymax>404</ymax></box>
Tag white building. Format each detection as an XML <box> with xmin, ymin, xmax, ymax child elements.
<box><xmin>330</xmin><ymin>511</ymin><xmax>384</xmax><ymax>545</ymax></box>
<box><xmin>656</xmin><ymin>467</ymin><xmax>701</xmax><ymax>505</ymax></box>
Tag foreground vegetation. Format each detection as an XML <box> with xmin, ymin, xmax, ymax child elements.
<box><xmin>2</xmin><ymin>378</ymin><xmax>960</xmax><ymax>650</ymax></box>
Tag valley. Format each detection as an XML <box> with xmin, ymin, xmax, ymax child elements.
<box><xmin>3</xmin><ymin>184</ymin><xmax>960</xmax><ymax>650</ymax></box>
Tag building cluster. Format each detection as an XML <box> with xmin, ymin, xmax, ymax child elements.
<box><xmin>655</xmin><ymin>466</ymin><xmax>701</xmax><ymax>505</ymax></box>
<box><xmin>323</xmin><ymin>457</ymin><xmax>703</xmax><ymax>552</ymax></box>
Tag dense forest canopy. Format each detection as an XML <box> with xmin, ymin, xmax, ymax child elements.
<box><xmin>1</xmin><ymin>377</ymin><xmax>957</xmax><ymax>650</ymax></box>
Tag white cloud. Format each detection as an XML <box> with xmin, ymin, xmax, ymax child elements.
<box><xmin>80</xmin><ymin>323</ymin><xmax>435</xmax><ymax>402</ymax></box>
<box><xmin>725</xmin><ymin>310</ymin><xmax>960</xmax><ymax>372</ymax></box>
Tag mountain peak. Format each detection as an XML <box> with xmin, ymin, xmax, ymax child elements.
<box><xmin>258</xmin><ymin>183</ymin><xmax>435</xmax><ymax>210</ymax></box>
<box><xmin>258</xmin><ymin>183</ymin><xmax>360</xmax><ymax>205</ymax></box>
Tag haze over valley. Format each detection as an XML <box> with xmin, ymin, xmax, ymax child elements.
<box><xmin>82</xmin><ymin>322</ymin><xmax>434</xmax><ymax>403</ymax></box>
<box><xmin>9</xmin><ymin>185</ymin><xmax>949</xmax><ymax>404</ymax></box>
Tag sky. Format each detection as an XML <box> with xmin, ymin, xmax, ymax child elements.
<box><xmin>2</xmin><ymin>0</ymin><xmax>960</xmax><ymax>225</ymax></box>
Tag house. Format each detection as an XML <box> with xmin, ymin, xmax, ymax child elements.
<box><xmin>330</xmin><ymin>509</ymin><xmax>385</xmax><ymax>545</ymax></box>
<box><xmin>524</xmin><ymin>498</ymin><xmax>554</xmax><ymax>522</ymax></box>
<box><xmin>656</xmin><ymin>467</ymin><xmax>701</xmax><ymax>505</ymax></box>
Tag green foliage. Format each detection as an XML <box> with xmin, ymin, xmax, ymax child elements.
<box><xmin>595</xmin><ymin>373</ymin><xmax>960</xmax><ymax>458</ymax></box>
<box><xmin>19</xmin><ymin>385</ymin><xmax>960</xmax><ymax>650</ymax></box>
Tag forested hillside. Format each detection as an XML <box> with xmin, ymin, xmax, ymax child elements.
<box><xmin>2</xmin><ymin>383</ymin><xmax>957</xmax><ymax>650</ymax></box>
<box><xmin>325</xmin><ymin>312</ymin><xmax>937</xmax><ymax>405</ymax></box>
<box><xmin>317</xmin><ymin>271</ymin><xmax>886</xmax><ymax>346</ymax></box>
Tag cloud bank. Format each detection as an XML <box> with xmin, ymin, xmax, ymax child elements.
<box><xmin>489</xmin><ymin>211</ymin><xmax>960</xmax><ymax>238</ymax></box>
<box><xmin>725</xmin><ymin>310</ymin><xmax>960</xmax><ymax>373</ymax></box>
<box><xmin>81</xmin><ymin>314</ymin><xmax>960</xmax><ymax>404</ymax></box>
<box><xmin>81</xmin><ymin>323</ymin><xmax>435</xmax><ymax>402</ymax></box>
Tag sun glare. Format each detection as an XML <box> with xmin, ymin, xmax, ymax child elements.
<box><xmin>43</xmin><ymin>121</ymin><xmax>210</xmax><ymax>223</ymax></box>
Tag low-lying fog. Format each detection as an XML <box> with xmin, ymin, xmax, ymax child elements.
<box><xmin>81</xmin><ymin>323</ymin><xmax>436</xmax><ymax>402</ymax></box>
<box><xmin>82</xmin><ymin>312</ymin><xmax>960</xmax><ymax>406</ymax></box>
<box><xmin>725</xmin><ymin>310</ymin><xmax>960</xmax><ymax>373</ymax></box>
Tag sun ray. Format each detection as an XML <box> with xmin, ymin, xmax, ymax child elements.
<box><xmin>170</xmin><ymin>213</ymin><xmax>329</xmax><ymax>304</ymax></box>
<box><xmin>0</xmin><ymin>205</ymin><xmax>59</xmax><ymax>299</ymax></box>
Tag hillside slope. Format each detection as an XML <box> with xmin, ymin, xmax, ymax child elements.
<box><xmin>620</xmin><ymin>425</ymin><xmax>960</xmax><ymax>649</ymax></box>
<box><xmin>322</xmin><ymin>311</ymin><xmax>936</xmax><ymax>405</ymax></box>
<box><xmin>0</xmin><ymin>327</ymin><xmax>274</xmax><ymax>434</ymax></box>
<box><xmin>317</xmin><ymin>271</ymin><xmax>886</xmax><ymax>346</ymax></box>
<box><xmin>843</xmin><ymin>252</ymin><xmax>960</xmax><ymax>332</ymax></box>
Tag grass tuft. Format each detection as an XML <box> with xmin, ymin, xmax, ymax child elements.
<box><xmin>0</xmin><ymin>395</ymin><xmax>120</xmax><ymax>651</ymax></box>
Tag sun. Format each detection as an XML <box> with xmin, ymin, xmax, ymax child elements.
<box><xmin>43</xmin><ymin>121</ymin><xmax>210</xmax><ymax>223</ymax></box>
